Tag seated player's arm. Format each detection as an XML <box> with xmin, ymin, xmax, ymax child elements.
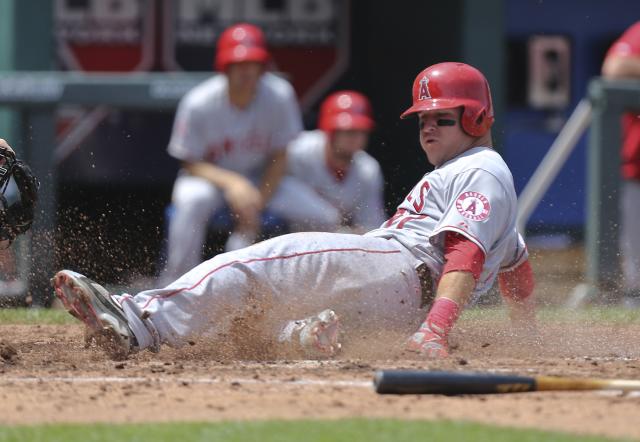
<box><xmin>183</xmin><ymin>161</ymin><xmax>261</xmax><ymax>218</ymax></box>
<box><xmin>259</xmin><ymin>149</ymin><xmax>287</xmax><ymax>206</ymax></box>
<box><xmin>183</xmin><ymin>160</ymin><xmax>251</xmax><ymax>189</ymax></box>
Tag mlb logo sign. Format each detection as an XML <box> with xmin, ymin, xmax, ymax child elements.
<box><xmin>54</xmin><ymin>0</ymin><xmax>154</xmax><ymax>72</ymax></box>
<box><xmin>163</xmin><ymin>0</ymin><xmax>351</xmax><ymax>111</ymax></box>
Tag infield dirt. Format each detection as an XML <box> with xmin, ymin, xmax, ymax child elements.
<box><xmin>2</xmin><ymin>245</ymin><xmax>639</xmax><ymax>439</ymax></box>
<box><xmin>0</xmin><ymin>316</ymin><xmax>639</xmax><ymax>440</ymax></box>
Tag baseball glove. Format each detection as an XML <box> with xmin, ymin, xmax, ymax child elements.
<box><xmin>0</xmin><ymin>149</ymin><xmax>39</xmax><ymax>244</ymax></box>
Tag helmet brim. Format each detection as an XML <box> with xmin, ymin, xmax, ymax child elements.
<box><xmin>216</xmin><ymin>46</ymin><xmax>270</xmax><ymax>71</ymax></box>
<box><xmin>400</xmin><ymin>98</ymin><xmax>472</xmax><ymax>119</ymax></box>
<box><xmin>322</xmin><ymin>113</ymin><xmax>375</xmax><ymax>132</ymax></box>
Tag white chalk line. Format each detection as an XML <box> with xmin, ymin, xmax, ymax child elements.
<box><xmin>0</xmin><ymin>376</ymin><xmax>372</xmax><ymax>388</ymax></box>
<box><xmin>0</xmin><ymin>376</ymin><xmax>639</xmax><ymax>397</ymax></box>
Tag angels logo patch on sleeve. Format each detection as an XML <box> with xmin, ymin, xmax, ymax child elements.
<box><xmin>455</xmin><ymin>191</ymin><xmax>491</xmax><ymax>221</ymax></box>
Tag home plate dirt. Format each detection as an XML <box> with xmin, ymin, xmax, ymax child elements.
<box><xmin>0</xmin><ymin>319</ymin><xmax>639</xmax><ymax>440</ymax></box>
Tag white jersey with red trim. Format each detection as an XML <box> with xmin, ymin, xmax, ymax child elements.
<box><xmin>286</xmin><ymin>130</ymin><xmax>386</xmax><ymax>230</ymax></box>
<box><xmin>168</xmin><ymin>72</ymin><xmax>302</xmax><ymax>178</ymax></box>
<box><xmin>366</xmin><ymin>146</ymin><xmax>527</xmax><ymax>296</ymax></box>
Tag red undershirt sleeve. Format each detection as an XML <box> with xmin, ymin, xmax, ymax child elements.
<box><xmin>442</xmin><ymin>231</ymin><xmax>485</xmax><ymax>281</ymax></box>
<box><xmin>498</xmin><ymin>259</ymin><xmax>535</xmax><ymax>301</ymax></box>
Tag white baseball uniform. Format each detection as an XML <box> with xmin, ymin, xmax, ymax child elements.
<box><xmin>164</xmin><ymin>72</ymin><xmax>303</xmax><ymax>279</ymax></box>
<box><xmin>267</xmin><ymin>130</ymin><xmax>386</xmax><ymax>231</ymax></box>
<box><xmin>120</xmin><ymin>145</ymin><xmax>527</xmax><ymax>350</ymax></box>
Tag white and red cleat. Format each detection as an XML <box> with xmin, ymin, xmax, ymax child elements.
<box><xmin>52</xmin><ymin>270</ymin><xmax>136</xmax><ymax>360</ymax></box>
<box><xmin>279</xmin><ymin>309</ymin><xmax>341</xmax><ymax>358</ymax></box>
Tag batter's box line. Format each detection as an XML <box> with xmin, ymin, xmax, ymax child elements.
<box><xmin>0</xmin><ymin>376</ymin><xmax>372</xmax><ymax>388</ymax></box>
<box><xmin>1</xmin><ymin>376</ymin><xmax>639</xmax><ymax>397</ymax></box>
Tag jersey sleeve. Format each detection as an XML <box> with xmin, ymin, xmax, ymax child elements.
<box><xmin>430</xmin><ymin>169</ymin><xmax>512</xmax><ymax>256</ymax></box>
<box><xmin>606</xmin><ymin>21</ymin><xmax>640</xmax><ymax>59</ymax></box>
<box><xmin>167</xmin><ymin>95</ymin><xmax>207</xmax><ymax>162</ymax></box>
<box><xmin>269</xmin><ymin>83</ymin><xmax>303</xmax><ymax>150</ymax></box>
<box><xmin>499</xmin><ymin>231</ymin><xmax>529</xmax><ymax>272</ymax></box>
<box><xmin>353</xmin><ymin>162</ymin><xmax>387</xmax><ymax>229</ymax></box>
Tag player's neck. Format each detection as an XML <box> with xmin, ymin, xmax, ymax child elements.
<box><xmin>228</xmin><ymin>87</ymin><xmax>256</xmax><ymax>110</ymax></box>
<box><xmin>325</xmin><ymin>146</ymin><xmax>351</xmax><ymax>181</ymax></box>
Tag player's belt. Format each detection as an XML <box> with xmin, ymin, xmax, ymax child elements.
<box><xmin>416</xmin><ymin>264</ymin><xmax>434</xmax><ymax>308</ymax></box>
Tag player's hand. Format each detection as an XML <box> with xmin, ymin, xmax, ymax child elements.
<box><xmin>405</xmin><ymin>322</ymin><xmax>449</xmax><ymax>358</ymax></box>
<box><xmin>224</xmin><ymin>176</ymin><xmax>263</xmax><ymax>222</ymax></box>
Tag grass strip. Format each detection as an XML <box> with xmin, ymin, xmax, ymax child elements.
<box><xmin>0</xmin><ymin>419</ymin><xmax>628</xmax><ymax>442</ymax></box>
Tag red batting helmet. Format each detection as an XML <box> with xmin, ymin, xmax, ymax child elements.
<box><xmin>401</xmin><ymin>62</ymin><xmax>494</xmax><ymax>137</ymax></box>
<box><xmin>215</xmin><ymin>23</ymin><xmax>270</xmax><ymax>71</ymax></box>
<box><xmin>318</xmin><ymin>91</ymin><xmax>375</xmax><ymax>133</ymax></box>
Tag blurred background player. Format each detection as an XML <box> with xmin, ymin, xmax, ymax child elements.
<box><xmin>601</xmin><ymin>21</ymin><xmax>640</xmax><ymax>307</ymax></box>
<box><xmin>163</xmin><ymin>23</ymin><xmax>303</xmax><ymax>281</ymax></box>
<box><xmin>0</xmin><ymin>138</ymin><xmax>39</xmax><ymax>302</ymax></box>
<box><xmin>274</xmin><ymin>90</ymin><xmax>385</xmax><ymax>232</ymax></box>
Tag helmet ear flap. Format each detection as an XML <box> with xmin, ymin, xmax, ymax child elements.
<box><xmin>461</xmin><ymin>105</ymin><xmax>489</xmax><ymax>137</ymax></box>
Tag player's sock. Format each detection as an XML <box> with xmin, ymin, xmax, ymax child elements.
<box><xmin>425</xmin><ymin>297</ymin><xmax>460</xmax><ymax>338</ymax></box>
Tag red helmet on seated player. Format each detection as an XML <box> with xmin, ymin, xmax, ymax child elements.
<box><xmin>401</xmin><ymin>62</ymin><xmax>494</xmax><ymax>137</ymax></box>
<box><xmin>215</xmin><ymin>23</ymin><xmax>270</xmax><ymax>72</ymax></box>
<box><xmin>318</xmin><ymin>91</ymin><xmax>375</xmax><ymax>133</ymax></box>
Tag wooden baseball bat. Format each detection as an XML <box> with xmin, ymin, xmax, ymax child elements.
<box><xmin>374</xmin><ymin>370</ymin><xmax>640</xmax><ymax>395</ymax></box>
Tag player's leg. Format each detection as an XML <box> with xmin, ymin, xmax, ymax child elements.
<box><xmin>128</xmin><ymin>232</ymin><xmax>423</xmax><ymax>350</ymax></box>
<box><xmin>620</xmin><ymin>180</ymin><xmax>640</xmax><ymax>306</ymax></box>
<box><xmin>267</xmin><ymin>176</ymin><xmax>341</xmax><ymax>231</ymax></box>
<box><xmin>164</xmin><ymin>174</ymin><xmax>223</xmax><ymax>280</ymax></box>
<box><xmin>54</xmin><ymin>232</ymin><xmax>422</xmax><ymax>358</ymax></box>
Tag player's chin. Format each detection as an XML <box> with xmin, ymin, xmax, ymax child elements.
<box><xmin>421</xmin><ymin>145</ymin><xmax>440</xmax><ymax>165</ymax></box>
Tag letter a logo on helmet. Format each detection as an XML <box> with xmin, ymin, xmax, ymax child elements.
<box><xmin>400</xmin><ymin>62</ymin><xmax>495</xmax><ymax>137</ymax></box>
<box><xmin>418</xmin><ymin>76</ymin><xmax>431</xmax><ymax>100</ymax></box>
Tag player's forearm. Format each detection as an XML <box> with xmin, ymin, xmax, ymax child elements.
<box><xmin>259</xmin><ymin>150</ymin><xmax>287</xmax><ymax>204</ymax></box>
<box><xmin>498</xmin><ymin>259</ymin><xmax>536</xmax><ymax>325</ymax></box>
<box><xmin>434</xmin><ymin>270</ymin><xmax>476</xmax><ymax>306</ymax></box>
<box><xmin>183</xmin><ymin>161</ymin><xmax>248</xmax><ymax>190</ymax></box>
<box><xmin>602</xmin><ymin>56</ymin><xmax>640</xmax><ymax>78</ymax></box>
<box><xmin>0</xmin><ymin>247</ymin><xmax>17</xmax><ymax>278</ymax></box>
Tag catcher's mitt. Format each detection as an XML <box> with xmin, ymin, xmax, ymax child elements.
<box><xmin>0</xmin><ymin>147</ymin><xmax>39</xmax><ymax>244</ymax></box>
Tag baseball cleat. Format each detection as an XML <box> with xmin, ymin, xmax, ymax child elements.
<box><xmin>52</xmin><ymin>270</ymin><xmax>136</xmax><ymax>360</ymax></box>
<box><xmin>279</xmin><ymin>309</ymin><xmax>341</xmax><ymax>358</ymax></box>
<box><xmin>405</xmin><ymin>322</ymin><xmax>449</xmax><ymax>358</ymax></box>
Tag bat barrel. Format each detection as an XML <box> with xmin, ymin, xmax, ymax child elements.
<box><xmin>374</xmin><ymin>370</ymin><xmax>536</xmax><ymax>395</ymax></box>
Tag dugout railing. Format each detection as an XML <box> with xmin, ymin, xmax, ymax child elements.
<box><xmin>517</xmin><ymin>77</ymin><xmax>640</xmax><ymax>303</ymax></box>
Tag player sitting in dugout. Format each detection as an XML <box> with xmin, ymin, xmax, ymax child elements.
<box><xmin>53</xmin><ymin>62</ymin><xmax>535</xmax><ymax>360</ymax></box>
<box><xmin>162</xmin><ymin>23</ymin><xmax>303</xmax><ymax>284</ymax></box>
<box><xmin>279</xmin><ymin>90</ymin><xmax>386</xmax><ymax>233</ymax></box>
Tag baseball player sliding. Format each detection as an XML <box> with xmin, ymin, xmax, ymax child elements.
<box><xmin>53</xmin><ymin>62</ymin><xmax>535</xmax><ymax>360</ymax></box>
